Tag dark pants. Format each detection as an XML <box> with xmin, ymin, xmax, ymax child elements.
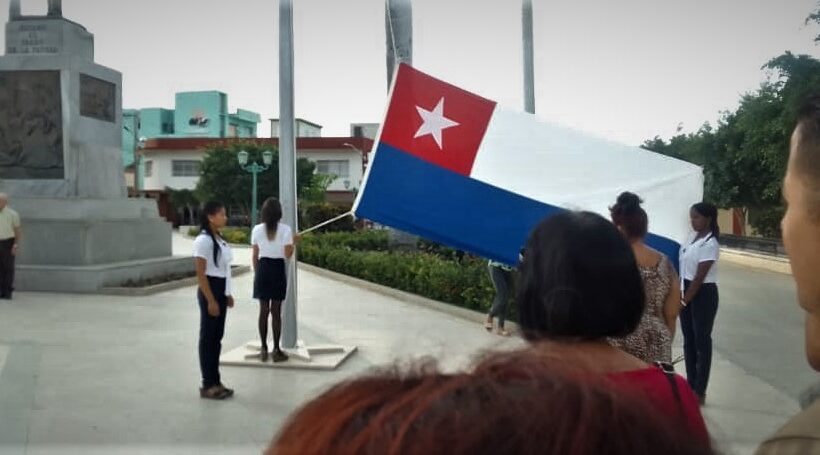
<box><xmin>0</xmin><ymin>238</ymin><xmax>15</xmax><ymax>299</ymax></box>
<box><xmin>680</xmin><ymin>281</ymin><xmax>719</xmax><ymax>397</ymax></box>
<box><xmin>198</xmin><ymin>276</ymin><xmax>228</xmax><ymax>389</ymax></box>
<box><xmin>488</xmin><ymin>265</ymin><xmax>513</xmax><ymax>328</ymax></box>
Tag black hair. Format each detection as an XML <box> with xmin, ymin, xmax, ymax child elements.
<box><xmin>609</xmin><ymin>192</ymin><xmax>648</xmax><ymax>239</ymax></box>
<box><xmin>261</xmin><ymin>197</ymin><xmax>283</xmax><ymax>241</ymax></box>
<box><xmin>199</xmin><ymin>201</ymin><xmax>225</xmax><ymax>266</ymax></box>
<box><xmin>691</xmin><ymin>202</ymin><xmax>720</xmax><ymax>240</ymax></box>
<box><xmin>795</xmin><ymin>95</ymin><xmax>820</xmax><ymax>187</ymax></box>
<box><xmin>516</xmin><ymin>211</ymin><xmax>645</xmax><ymax>341</ymax></box>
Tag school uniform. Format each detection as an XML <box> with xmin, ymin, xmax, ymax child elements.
<box><xmin>193</xmin><ymin>232</ymin><xmax>233</xmax><ymax>389</ymax></box>
<box><xmin>679</xmin><ymin>232</ymin><xmax>720</xmax><ymax>398</ymax></box>
<box><xmin>251</xmin><ymin>223</ymin><xmax>293</xmax><ymax>301</ymax></box>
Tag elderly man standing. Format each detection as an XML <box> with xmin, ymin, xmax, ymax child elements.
<box><xmin>0</xmin><ymin>194</ymin><xmax>21</xmax><ymax>300</ymax></box>
<box><xmin>756</xmin><ymin>96</ymin><xmax>820</xmax><ymax>453</ymax></box>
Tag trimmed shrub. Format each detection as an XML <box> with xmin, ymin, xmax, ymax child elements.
<box><xmin>298</xmin><ymin>231</ymin><xmax>507</xmax><ymax>314</ymax></box>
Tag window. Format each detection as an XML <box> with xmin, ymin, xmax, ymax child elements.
<box><xmin>353</xmin><ymin>126</ymin><xmax>363</xmax><ymax>138</ymax></box>
<box><xmin>172</xmin><ymin>160</ymin><xmax>201</xmax><ymax>177</ymax></box>
<box><xmin>144</xmin><ymin>160</ymin><xmax>153</xmax><ymax>177</ymax></box>
<box><xmin>162</xmin><ymin>123</ymin><xmax>173</xmax><ymax>134</ymax></box>
<box><xmin>316</xmin><ymin>160</ymin><xmax>349</xmax><ymax>178</ymax></box>
<box><xmin>228</xmin><ymin>124</ymin><xmax>238</xmax><ymax>137</ymax></box>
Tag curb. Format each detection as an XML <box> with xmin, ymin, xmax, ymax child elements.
<box><xmin>99</xmin><ymin>266</ymin><xmax>252</xmax><ymax>296</ymax></box>
<box><xmin>297</xmin><ymin>262</ymin><xmax>520</xmax><ymax>333</ymax></box>
<box><xmin>720</xmin><ymin>248</ymin><xmax>791</xmax><ymax>276</ymax></box>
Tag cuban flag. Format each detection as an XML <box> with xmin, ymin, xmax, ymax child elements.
<box><xmin>353</xmin><ymin>64</ymin><xmax>703</xmax><ymax>266</ymax></box>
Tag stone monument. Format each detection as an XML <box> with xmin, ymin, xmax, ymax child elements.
<box><xmin>0</xmin><ymin>0</ymin><xmax>193</xmax><ymax>292</ymax></box>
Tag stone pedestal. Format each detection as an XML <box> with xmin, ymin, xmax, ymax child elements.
<box><xmin>0</xmin><ymin>6</ymin><xmax>193</xmax><ymax>293</ymax></box>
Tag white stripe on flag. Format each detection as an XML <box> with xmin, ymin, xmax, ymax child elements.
<box><xmin>469</xmin><ymin>108</ymin><xmax>703</xmax><ymax>245</ymax></box>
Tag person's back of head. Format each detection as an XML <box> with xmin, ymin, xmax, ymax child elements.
<box><xmin>267</xmin><ymin>350</ymin><xmax>713</xmax><ymax>455</ymax></box>
<box><xmin>610</xmin><ymin>191</ymin><xmax>649</xmax><ymax>240</ymax></box>
<box><xmin>783</xmin><ymin>94</ymin><xmax>820</xmax><ymax>371</ymax></box>
<box><xmin>516</xmin><ymin>211</ymin><xmax>645</xmax><ymax>341</ymax></box>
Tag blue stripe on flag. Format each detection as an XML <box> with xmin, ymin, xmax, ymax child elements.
<box><xmin>356</xmin><ymin>143</ymin><xmax>681</xmax><ymax>267</ymax></box>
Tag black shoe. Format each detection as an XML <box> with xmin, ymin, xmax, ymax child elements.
<box><xmin>272</xmin><ymin>349</ymin><xmax>289</xmax><ymax>363</ymax></box>
<box><xmin>217</xmin><ymin>383</ymin><xmax>234</xmax><ymax>397</ymax></box>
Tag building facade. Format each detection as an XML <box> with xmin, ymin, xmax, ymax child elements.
<box><xmin>270</xmin><ymin>118</ymin><xmax>323</xmax><ymax>138</ymax></box>
<box><xmin>138</xmin><ymin>135</ymin><xmax>372</xmax><ymax>223</ymax></box>
<box><xmin>123</xmin><ymin>91</ymin><xmax>261</xmax><ymax>187</ymax></box>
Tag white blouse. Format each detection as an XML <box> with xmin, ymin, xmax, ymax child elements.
<box><xmin>679</xmin><ymin>232</ymin><xmax>720</xmax><ymax>284</ymax></box>
<box><xmin>251</xmin><ymin>223</ymin><xmax>294</xmax><ymax>259</ymax></box>
<box><xmin>193</xmin><ymin>232</ymin><xmax>234</xmax><ymax>296</ymax></box>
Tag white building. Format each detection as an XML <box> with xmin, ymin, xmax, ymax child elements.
<box><xmin>138</xmin><ymin>136</ymin><xmax>372</xmax><ymax>205</ymax></box>
<box><xmin>269</xmin><ymin>118</ymin><xmax>323</xmax><ymax>139</ymax></box>
<box><xmin>350</xmin><ymin>123</ymin><xmax>380</xmax><ymax>139</ymax></box>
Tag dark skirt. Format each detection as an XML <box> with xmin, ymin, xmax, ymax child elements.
<box><xmin>253</xmin><ymin>257</ymin><xmax>287</xmax><ymax>301</ymax></box>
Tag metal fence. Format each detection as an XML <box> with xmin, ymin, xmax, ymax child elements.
<box><xmin>721</xmin><ymin>234</ymin><xmax>786</xmax><ymax>257</ymax></box>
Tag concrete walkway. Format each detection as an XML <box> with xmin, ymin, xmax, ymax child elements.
<box><xmin>0</xmin><ymin>233</ymin><xmax>804</xmax><ymax>454</ymax></box>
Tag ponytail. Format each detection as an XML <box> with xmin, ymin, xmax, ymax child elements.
<box><xmin>260</xmin><ymin>197</ymin><xmax>283</xmax><ymax>241</ymax></box>
<box><xmin>200</xmin><ymin>201</ymin><xmax>225</xmax><ymax>266</ymax></box>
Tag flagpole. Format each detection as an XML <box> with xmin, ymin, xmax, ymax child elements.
<box><xmin>384</xmin><ymin>0</ymin><xmax>419</xmax><ymax>248</ymax></box>
<box><xmin>279</xmin><ymin>0</ymin><xmax>299</xmax><ymax>349</ymax></box>
<box><xmin>385</xmin><ymin>0</ymin><xmax>413</xmax><ymax>87</ymax></box>
<box><xmin>523</xmin><ymin>0</ymin><xmax>536</xmax><ymax>114</ymax></box>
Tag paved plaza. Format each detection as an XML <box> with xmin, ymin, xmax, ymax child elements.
<box><xmin>0</xmin><ymin>233</ymin><xmax>815</xmax><ymax>454</ymax></box>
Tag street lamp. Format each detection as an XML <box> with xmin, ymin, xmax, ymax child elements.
<box><xmin>343</xmin><ymin>142</ymin><xmax>369</xmax><ymax>177</ymax></box>
<box><xmin>237</xmin><ymin>149</ymin><xmax>274</xmax><ymax>227</ymax></box>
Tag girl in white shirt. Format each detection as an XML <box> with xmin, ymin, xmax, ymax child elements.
<box><xmin>679</xmin><ymin>202</ymin><xmax>720</xmax><ymax>405</ymax></box>
<box><xmin>251</xmin><ymin>198</ymin><xmax>295</xmax><ymax>363</ymax></box>
<box><xmin>193</xmin><ymin>201</ymin><xmax>234</xmax><ymax>400</ymax></box>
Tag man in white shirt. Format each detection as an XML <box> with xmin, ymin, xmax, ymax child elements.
<box><xmin>0</xmin><ymin>193</ymin><xmax>21</xmax><ymax>300</ymax></box>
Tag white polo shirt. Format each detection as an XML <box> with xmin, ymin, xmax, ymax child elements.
<box><xmin>679</xmin><ymin>232</ymin><xmax>720</xmax><ymax>284</ymax></box>
<box><xmin>193</xmin><ymin>232</ymin><xmax>234</xmax><ymax>296</ymax></box>
<box><xmin>251</xmin><ymin>223</ymin><xmax>293</xmax><ymax>259</ymax></box>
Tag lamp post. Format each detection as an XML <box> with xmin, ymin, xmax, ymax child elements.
<box><xmin>343</xmin><ymin>142</ymin><xmax>369</xmax><ymax>176</ymax></box>
<box><xmin>237</xmin><ymin>149</ymin><xmax>274</xmax><ymax>227</ymax></box>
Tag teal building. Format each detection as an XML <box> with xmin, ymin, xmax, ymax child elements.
<box><xmin>123</xmin><ymin>91</ymin><xmax>261</xmax><ymax>177</ymax></box>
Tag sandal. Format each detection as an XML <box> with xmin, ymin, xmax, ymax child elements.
<box><xmin>200</xmin><ymin>385</ymin><xmax>230</xmax><ymax>400</ymax></box>
<box><xmin>484</xmin><ymin>320</ymin><xmax>493</xmax><ymax>331</ymax></box>
<box><xmin>260</xmin><ymin>346</ymin><xmax>269</xmax><ymax>362</ymax></box>
<box><xmin>497</xmin><ymin>328</ymin><xmax>511</xmax><ymax>337</ymax></box>
<box><xmin>272</xmin><ymin>349</ymin><xmax>289</xmax><ymax>363</ymax></box>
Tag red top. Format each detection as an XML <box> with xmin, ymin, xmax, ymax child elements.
<box><xmin>607</xmin><ymin>367</ymin><xmax>710</xmax><ymax>444</ymax></box>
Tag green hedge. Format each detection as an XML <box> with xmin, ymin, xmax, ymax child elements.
<box><xmin>299</xmin><ymin>202</ymin><xmax>356</xmax><ymax>233</ymax></box>
<box><xmin>187</xmin><ymin>226</ymin><xmax>250</xmax><ymax>245</ymax></box>
<box><xmin>299</xmin><ymin>231</ymin><xmax>505</xmax><ymax>313</ymax></box>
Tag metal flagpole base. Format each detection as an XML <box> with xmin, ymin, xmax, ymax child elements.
<box><xmin>221</xmin><ymin>340</ymin><xmax>357</xmax><ymax>371</ymax></box>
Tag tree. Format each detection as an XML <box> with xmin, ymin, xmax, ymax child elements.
<box><xmin>642</xmin><ymin>51</ymin><xmax>820</xmax><ymax>237</ymax></box>
<box><xmin>167</xmin><ymin>187</ymin><xmax>199</xmax><ymax>225</ymax></box>
<box><xmin>195</xmin><ymin>142</ymin><xmax>323</xmax><ymax>222</ymax></box>
<box><xmin>808</xmin><ymin>6</ymin><xmax>820</xmax><ymax>43</ymax></box>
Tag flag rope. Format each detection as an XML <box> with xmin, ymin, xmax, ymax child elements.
<box><xmin>297</xmin><ymin>211</ymin><xmax>354</xmax><ymax>236</ymax></box>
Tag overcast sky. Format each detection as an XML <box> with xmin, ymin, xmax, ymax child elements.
<box><xmin>1</xmin><ymin>0</ymin><xmax>818</xmax><ymax>144</ymax></box>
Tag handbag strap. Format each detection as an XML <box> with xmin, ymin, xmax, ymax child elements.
<box><xmin>655</xmin><ymin>361</ymin><xmax>685</xmax><ymax>418</ymax></box>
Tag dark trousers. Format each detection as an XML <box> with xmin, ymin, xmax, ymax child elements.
<box><xmin>488</xmin><ymin>265</ymin><xmax>514</xmax><ymax>328</ymax></box>
<box><xmin>198</xmin><ymin>276</ymin><xmax>228</xmax><ymax>389</ymax></box>
<box><xmin>0</xmin><ymin>238</ymin><xmax>15</xmax><ymax>299</ymax></box>
<box><xmin>680</xmin><ymin>281</ymin><xmax>719</xmax><ymax>397</ymax></box>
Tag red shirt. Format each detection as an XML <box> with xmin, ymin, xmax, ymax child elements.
<box><xmin>607</xmin><ymin>367</ymin><xmax>710</xmax><ymax>444</ymax></box>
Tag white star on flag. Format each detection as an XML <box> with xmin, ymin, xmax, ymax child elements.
<box><xmin>414</xmin><ymin>97</ymin><xmax>460</xmax><ymax>149</ymax></box>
